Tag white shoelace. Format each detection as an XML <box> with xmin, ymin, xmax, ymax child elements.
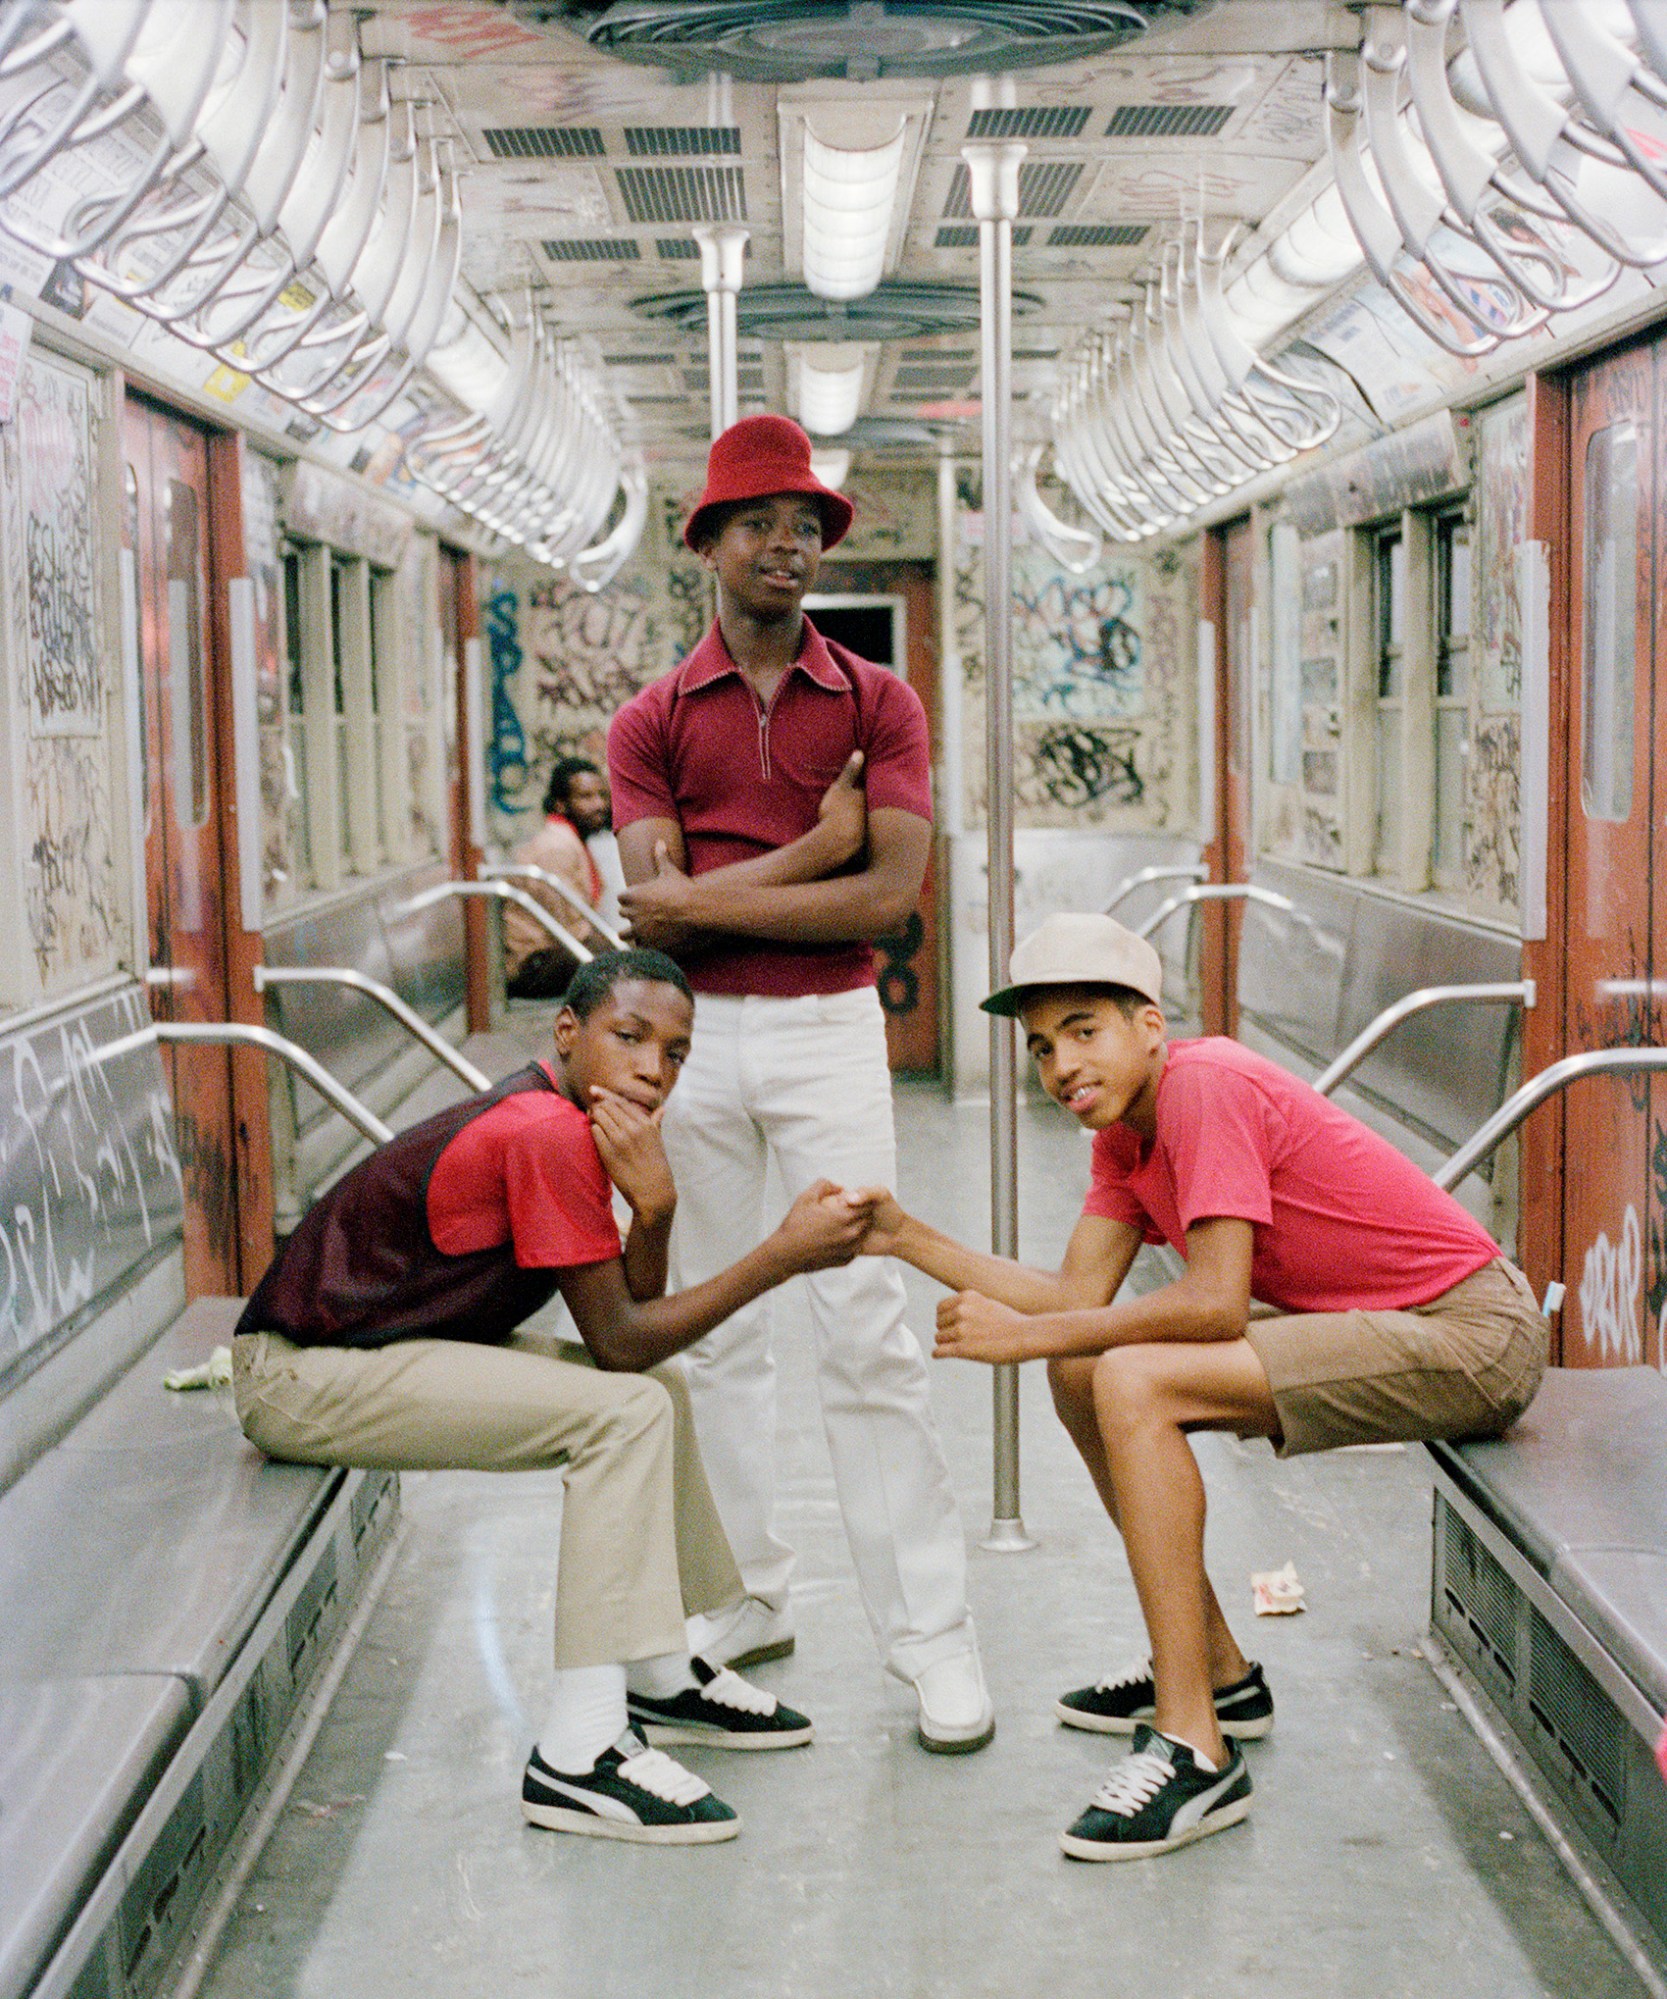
<box><xmin>1094</xmin><ymin>1655</ymin><xmax>1154</xmax><ymax>1695</ymax></box>
<box><xmin>1087</xmin><ymin>1747</ymin><xmax>1175</xmax><ymax>1819</ymax></box>
<box><xmin>700</xmin><ymin>1666</ymin><xmax>777</xmax><ymax>1716</ymax></box>
<box><xmin>617</xmin><ymin>1742</ymin><xmax>711</xmax><ymax>1807</ymax></box>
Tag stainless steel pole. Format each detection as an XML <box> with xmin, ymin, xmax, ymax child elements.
<box><xmin>966</xmin><ymin>134</ymin><xmax>1035</xmax><ymax>1554</ymax></box>
<box><xmin>693</xmin><ymin>223</ymin><xmax>748</xmax><ymax>440</ymax></box>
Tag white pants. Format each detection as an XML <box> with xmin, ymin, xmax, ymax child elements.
<box><xmin>661</xmin><ymin>987</ymin><xmax>975</xmax><ymax>1682</ymax></box>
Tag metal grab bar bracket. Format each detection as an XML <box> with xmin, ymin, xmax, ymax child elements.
<box><xmin>254</xmin><ymin>964</ymin><xmax>490</xmax><ymax>1092</ymax></box>
<box><xmin>1312</xmin><ymin>980</ymin><xmax>1535</xmax><ymax>1099</ymax></box>
<box><xmin>401</xmin><ymin>878</ymin><xmax>593</xmax><ymax>966</ymax></box>
<box><xmin>1134</xmin><ymin>881</ymin><xmax>1295</xmax><ymax>941</ymax></box>
<box><xmin>1102</xmin><ymin>861</ymin><xmax>1208</xmax><ymax>919</ymax></box>
<box><xmin>482</xmin><ymin>861</ymin><xmax>625</xmax><ymax>953</ymax></box>
<box><xmin>91</xmin><ymin>1019</ymin><xmax>393</xmax><ymax>1146</ymax></box>
<box><xmin>1436</xmin><ymin>1045</ymin><xmax>1667</xmax><ymax>1191</ymax></box>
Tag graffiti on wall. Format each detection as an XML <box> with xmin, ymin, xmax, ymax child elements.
<box><xmin>484</xmin><ymin>582</ymin><xmax>531</xmax><ymax>820</ymax></box>
<box><xmin>1467</xmin><ymin>713</ymin><xmax>1520</xmax><ymax>908</ymax></box>
<box><xmin>1475</xmin><ymin>393</ymin><xmax>1526</xmax><ymax>711</ymax></box>
<box><xmin>18</xmin><ymin>354</ymin><xmax>98</xmax><ymax>734</ymax></box>
<box><xmin>0</xmin><ymin>987</ymin><xmax>183</xmax><ymax>1377</ymax></box>
<box><xmin>24</xmin><ymin>737</ymin><xmax>118</xmax><ymax>982</ymax></box>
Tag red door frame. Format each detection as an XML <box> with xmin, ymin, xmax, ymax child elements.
<box><xmin>440</xmin><ymin>542</ymin><xmax>492</xmax><ymax>1033</ymax></box>
<box><xmin>1199</xmin><ymin>519</ymin><xmax>1252</xmax><ymax>1037</ymax></box>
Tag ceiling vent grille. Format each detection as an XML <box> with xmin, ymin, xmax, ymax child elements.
<box><xmin>1106</xmin><ymin>103</ymin><xmax>1232</xmax><ymax>138</ymax></box>
<box><xmin>942</xmin><ymin>160</ymin><xmax>1082</xmax><ymax>220</ymax></box>
<box><xmin>542</xmin><ymin>237</ymin><xmax>642</xmax><ymax>261</ymax></box>
<box><xmin>626</xmin><ymin>125</ymin><xmax>742</xmax><ymax>156</ymax></box>
<box><xmin>603</xmin><ymin>352</ymin><xmax>676</xmax><ymax>365</ymax></box>
<box><xmin>967</xmin><ymin>105</ymin><xmax>1090</xmax><ymax>139</ymax></box>
<box><xmin>934</xmin><ymin>224</ymin><xmax>1032</xmax><ymax>247</ymax></box>
<box><xmin>656</xmin><ymin>237</ymin><xmax>700</xmax><ymax>258</ymax></box>
<box><xmin>618</xmin><ymin>165</ymin><xmax>748</xmax><ymax>224</ymax></box>
<box><xmin>483</xmin><ymin>126</ymin><xmax>605</xmax><ymax>159</ymax></box>
<box><xmin>528</xmin><ymin>3</ymin><xmax>1209</xmax><ymax>84</ymax></box>
<box><xmin>1049</xmin><ymin>222</ymin><xmax>1148</xmax><ymax>246</ymax></box>
<box><xmin>634</xmin><ymin>280</ymin><xmax>1040</xmax><ymax>342</ymax></box>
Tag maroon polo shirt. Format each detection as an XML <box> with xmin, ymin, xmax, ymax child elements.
<box><xmin>608</xmin><ymin>616</ymin><xmax>932</xmax><ymax>997</ymax></box>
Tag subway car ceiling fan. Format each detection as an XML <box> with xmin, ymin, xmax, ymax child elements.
<box><xmin>511</xmin><ymin>1</ymin><xmax>1210</xmax><ymax>82</ymax></box>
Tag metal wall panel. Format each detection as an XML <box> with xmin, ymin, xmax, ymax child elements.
<box><xmin>0</xmin><ymin>987</ymin><xmax>185</xmax><ymax>1396</ymax></box>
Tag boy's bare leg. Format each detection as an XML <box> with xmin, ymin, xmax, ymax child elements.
<box><xmin>1049</xmin><ymin>1355</ymin><xmax>1252</xmax><ymax>1693</ymax></box>
<box><xmin>1080</xmin><ymin>1342</ymin><xmax>1279</xmax><ymax>1763</ymax></box>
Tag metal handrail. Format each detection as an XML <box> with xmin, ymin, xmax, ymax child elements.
<box><xmin>1313</xmin><ymin>981</ymin><xmax>1536</xmax><ymax>1098</ymax></box>
<box><xmin>1102</xmin><ymin>861</ymin><xmax>1207</xmax><ymax>918</ymax></box>
<box><xmin>401</xmin><ymin>878</ymin><xmax>593</xmax><ymax>964</ymax></box>
<box><xmin>1134</xmin><ymin>881</ymin><xmax>1294</xmax><ymax>941</ymax></box>
<box><xmin>88</xmin><ymin>1020</ymin><xmax>393</xmax><ymax>1145</ymax></box>
<box><xmin>483</xmin><ymin>861</ymin><xmax>626</xmax><ymax>952</ymax></box>
<box><xmin>253</xmin><ymin>965</ymin><xmax>490</xmax><ymax>1092</ymax></box>
<box><xmin>1435</xmin><ymin>1046</ymin><xmax>1667</xmax><ymax>1191</ymax></box>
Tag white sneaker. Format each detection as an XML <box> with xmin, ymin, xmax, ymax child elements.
<box><xmin>914</xmin><ymin>1650</ymin><xmax>995</xmax><ymax>1755</ymax></box>
<box><xmin>687</xmin><ymin>1596</ymin><xmax>795</xmax><ymax>1671</ymax></box>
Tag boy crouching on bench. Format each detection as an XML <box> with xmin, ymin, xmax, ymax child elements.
<box><xmin>856</xmin><ymin>912</ymin><xmax>1547</xmax><ymax>1862</ymax></box>
<box><xmin>233</xmin><ymin>948</ymin><xmax>875</xmax><ymax>1846</ymax></box>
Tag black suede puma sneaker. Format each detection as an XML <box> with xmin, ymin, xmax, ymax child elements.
<box><xmin>1056</xmin><ymin>1657</ymin><xmax>1274</xmax><ymax>1739</ymax></box>
<box><xmin>521</xmin><ymin>1730</ymin><xmax>740</xmax><ymax>1844</ymax></box>
<box><xmin>628</xmin><ymin>1657</ymin><xmax>814</xmax><ymax>1750</ymax></box>
<box><xmin>1060</xmin><ymin>1724</ymin><xmax>1252</xmax><ymax>1861</ymax></box>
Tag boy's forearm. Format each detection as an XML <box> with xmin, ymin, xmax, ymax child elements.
<box><xmin>1016</xmin><ymin>1282</ymin><xmax>1249</xmax><ymax>1361</ymax></box>
<box><xmin>620</xmin><ymin>1207</ymin><xmax>673</xmax><ymax>1303</ymax></box>
<box><xmin>892</xmin><ymin>1214</ymin><xmax>1074</xmax><ymax>1314</ymax></box>
<box><xmin>586</xmin><ymin>1237</ymin><xmax>796</xmax><ymax>1371</ymax></box>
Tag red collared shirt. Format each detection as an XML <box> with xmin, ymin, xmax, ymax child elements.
<box><xmin>608</xmin><ymin>616</ymin><xmax>932</xmax><ymax>996</ymax></box>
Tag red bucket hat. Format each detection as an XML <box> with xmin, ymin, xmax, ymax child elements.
<box><xmin>683</xmin><ymin>414</ymin><xmax>855</xmax><ymax>552</ymax></box>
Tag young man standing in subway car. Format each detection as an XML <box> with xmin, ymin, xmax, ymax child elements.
<box><xmin>856</xmin><ymin>913</ymin><xmax>1548</xmax><ymax>1856</ymax></box>
<box><xmin>233</xmin><ymin>948</ymin><xmax>882</xmax><ymax>1844</ymax></box>
<box><xmin>606</xmin><ymin>415</ymin><xmax>994</xmax><ymax>1753</ymax></box>
<box><xmin>502</xmin><ymin>755</ymin><xmax>612</xmax><ymax>999</ymax></box>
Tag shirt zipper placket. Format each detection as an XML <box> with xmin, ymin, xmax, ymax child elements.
<box><xmin>754</xmin><ymin>674</ymin><xmax>788</xmax><ymax>781</ymax></box>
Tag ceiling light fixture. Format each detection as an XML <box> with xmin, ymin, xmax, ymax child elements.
<box><xmin>800</xmin><ymin>117</ymin><xmax>908</xmax><ymax>301</ymax></box>
<box><xmin>789</xmin><ymin>342</ymin><xmax>876</xmax><ymax>435</ymax></box>
<box><xmin>809</xmin><ymin>446</ymin><xmax>852</xmax><ymax>488</ymax></box>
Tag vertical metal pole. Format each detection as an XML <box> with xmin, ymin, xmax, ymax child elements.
<box><xmin>693</xmin><ymin>223</ymin><xmax>749</xmax><ymax>441</ymax></box>
<box><xmin>965</xmin><ymin>134</ymin><xmax>1035</xmax><ymax>1554</ymax></box>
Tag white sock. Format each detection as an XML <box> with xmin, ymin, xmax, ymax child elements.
<box><xmin>626</xmin><ymin>1650</ymin><xmax>699</xmax><ymax>1700</ymax></box>
<box><xmin>1160</xmin><ymin>1731</ymin><xmax>1218</xmax><ymax>1773</ymax></box>
<box><xmin>538</xmin><ymin>1663</ymin><xmax>628</xmax><ymax>1773</ymax></box>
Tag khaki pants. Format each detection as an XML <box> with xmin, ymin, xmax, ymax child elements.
<box><xmin>232</xmin><ymin>1329</ymin><xmax>742</xmax><ymax>1668</ymax></box>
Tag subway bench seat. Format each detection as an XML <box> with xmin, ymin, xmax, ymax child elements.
<box><xmin>1429</xmin><ymin>1367</ymin><xmax>1667</xmax><ymax>1953</ymax></box>
<box><xmin>0</xmin><ymin>1299</ymin><xmax>398</xmax><ymax>1999</ymax></box>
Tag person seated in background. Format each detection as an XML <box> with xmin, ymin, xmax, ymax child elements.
<box><xmin>232</xmin><ymin>948</ymin><xmax>879</xmax><ymax>1847</ymax></box>
<box><xmin>503</xmin><ymin>756</ymin><xmax>613</xmax><ymax>999</ymax></box>
<box><xmin>855</xmin><ymin>911</ymin><xmax>1548</xmax><ymax>1863</ymax></box>
<box><xmin>585</xmin><ymin>770</ymin><xmax>628</xmax><ymax>934</ymax></box>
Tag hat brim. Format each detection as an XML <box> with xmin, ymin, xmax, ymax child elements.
<box><xmin>980</xmin><ymin>976</ymin><xmax>1161</xmax><ymax>1019</ymax></box>
<box><xmin>684</xmin><ymin>484</ymin><xmax>854</xmax><ymax>553</ymax></box>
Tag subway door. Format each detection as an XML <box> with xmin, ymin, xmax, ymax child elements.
<box><xmin>1557</xmin><ymin>342</ymin><xmax>1663</xmax><ymax>1369</ymax></box>
<box><xmin>1199</xmin><ymin>519</ymin><xmax>1253</xmax><ymax>1037</ymax></box>
<box><xmin>125</xmin><ymin>397</ymin><xmax>240</xmax><ymax>1293</ymax></box>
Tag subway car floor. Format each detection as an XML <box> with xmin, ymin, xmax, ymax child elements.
<box><xmin>191</xmin><ymin>1023</ymin><xmax>1642</xmax><ymax>1999</ymax></box>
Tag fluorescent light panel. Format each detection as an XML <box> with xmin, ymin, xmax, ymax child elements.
<box><xmin>801</xmin><ymin>119</ymin><xmax>907</xmax><ymax>302</ymax></box>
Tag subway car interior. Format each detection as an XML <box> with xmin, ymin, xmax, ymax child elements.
<box><xmin>6</xmin><ymin>0</ymin><xmax>1667</xmax><ymax>1992</ymax></box>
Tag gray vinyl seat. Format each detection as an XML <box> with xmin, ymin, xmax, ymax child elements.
<box><xmin>0</xmin><ymin>1297</ymin><xmax>338</xmax><ymax>1999</ymax></box>
<box><xmin>1428</xmin><ymin>1366</ymin><xmax>1667</xmax><ymax>1708</ymax></box>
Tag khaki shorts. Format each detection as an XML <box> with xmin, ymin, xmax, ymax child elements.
<box><xmin>1242</xmin><ymin>1257</ymin><xmax>1548</xmax><ymax>1458</ymax></box>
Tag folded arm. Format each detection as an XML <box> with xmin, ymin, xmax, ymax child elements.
<box><xmin>621</xmin><ymin>806</ymin><xmax>929</xmax><ymax>951</ymax></box>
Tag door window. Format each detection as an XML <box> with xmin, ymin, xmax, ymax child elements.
<box><xmin>1580</xmin><ymin>421</ymin><xmax>1639</xmax><ymax>824</ymax></box>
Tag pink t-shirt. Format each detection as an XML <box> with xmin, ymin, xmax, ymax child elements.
<box><xmin>1083</xmin><ymin>1037</ymin><xmax>1498</xmax><ymax>1313</ymax></box>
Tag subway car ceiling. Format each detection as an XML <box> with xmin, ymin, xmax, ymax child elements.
<box><xmin>14</xmin><ymin>0</ymin><xmax>1667</xmax><ymax>563</ymax></box>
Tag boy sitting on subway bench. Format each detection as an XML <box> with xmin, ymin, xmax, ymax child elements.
<box><xmin>855</xmin><ymin>912</ymin><xmax>1548</xmax><ymax>1862</ymax></box>
<box><xmin>233</xmin><ymin>947</ymin><xmax>877</xmax><ymax>1846</ymax></box>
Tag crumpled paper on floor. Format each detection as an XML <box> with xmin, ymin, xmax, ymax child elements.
<box><xmin>163</xmin><ymin>1344</ymin><xmax>233</xmax><ymax>1391</ymax></box>
<box><xmin>1251</xmin><ymin>1561</ymin><xmax>1306</xmax><ymax>1616</ymax></box>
